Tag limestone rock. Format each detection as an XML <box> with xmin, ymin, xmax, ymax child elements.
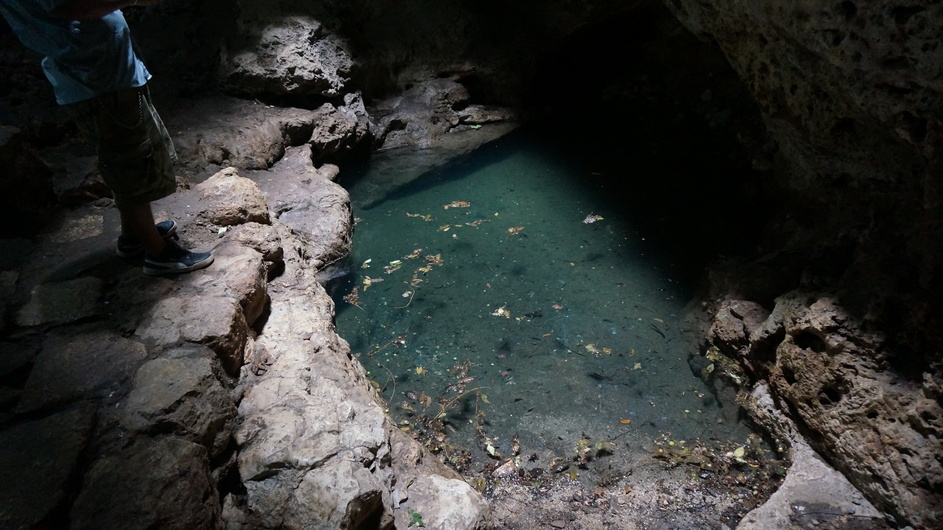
<box><xmin>285</xmin><ymin>459</ymin><xmax>388</xmax><ymax>530</ymax></box>
<box><xmin>196</xmin><ymin>167</ymin><xmax>271</xmax><ymax>226</ymax></box>
<box><xmin>738</xmin><ymin>384</ymin><xmax>883</xmax><ymax>529</ymax></box>
<box><xmin>49</xmin><ymin>214</ymin><xmax>104</xmax><ymax>243</ymax></box>
<box><xmin>220</xmin><ymin>14</ymin><xmax>354</xmax><ymax>98</ymax></box>
<box><xmin>15</xmin><ymin>276</ymin><xmax>102</xmax><ymax>328</ymax></box>
<box><xmin>309</xmin><ymin>95</ymin><xmax>372</xmax><ymax>161</ymax></box>
<box><xmin>0</xmin><ymin>406</ymin><xmax>95</xmax><ymax>529</ymax></box>
<box><xmin>168</xmin><ymin>97</ymin><xmax>317</xmax><ymax>169</ymax></box>
<box><xmin>17</xmin><ymin>330</ymin><xmax>148</xmax><ymax>413</ymax></box>
<box><xmin>121</xmin><ymin>346</ymin><xmax>237</xmax><ymax>459</ymax></box>
<box><xmin>137</xmin><ymin>295</ymin><xmax>249</xmax><ymax>375</ymax></box>
<box><xmin>251</xmin><ymin>145</ymin><xmax>354</xmax><ymax>267</ymax></box>
<box><xmin>189</xmin><ymin>241</ymin><xmax>269</xmax><ymax>326</ymax></box>
<box><xmin>223</xmin><ymin>222</ymin><xmax>285</xmax><ymax>268</ymax></box>
<box><xmin>394</xmin><ymin>474</ymin><xmax>492</xmax><ymax>530</ymax></box>
<box><xmin>69</xmin><ymin>437</ymin><xmax>220</xmax><ymax>530</ymax></box>
<box><xmin>709</xmin><ymin>292</ymin><xmax>943</xmax><ymax>527</ymax></box>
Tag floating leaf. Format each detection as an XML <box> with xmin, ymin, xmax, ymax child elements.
<box><xmin>620</xmin><ymin>419</ymin><xmax>632</xmax><ymax>425</ymax></box>
<box><xmin>361</xmin><ymin>258</ymin><xmax>372</xmax><ymax>268</ymax></box>
<box><xmin>583</xmin><ymin>214</ymin><xmax>604</xmax><ymax>224</ymax></box>
<box><xmin>733</xmin><ymin>446</ymin><xmax>746</xmax><ymax>458</ymax></box>
<box><xmin>406</xmin><ymin>212</ymin><xmax>432</xmax><ymax>221</ymax></box>
<box><xmin>491</xmin><ymin>306</ymin><xmax>511</xmax><ymax>318</ymax></box>
<box><xmin>506</xmin><ymin>226</ymin><xmax>525</xmax><ymax>236</ymax></box>
<box><xmin>444</xmin><ymin>201</ymin><xmax>471</xmax><ymax>209</ymax></box>
<box><xmin>416</xmin><ymin>366</ymin><xmax>425</xmax><ymax>375</ymax></box>
<box><xmin>633</xmin><ymin>363</ymin><xmax>642</xmax><ymax>370</ymax></box>
<box><xmin>419</xmin><ymin>392</ymin><xmax>433</xmax><ymax>408</ymax></box>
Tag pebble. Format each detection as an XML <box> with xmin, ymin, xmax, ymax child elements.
<box><xmin>550</xmin><ymin>520</ymin><xmax>566</xmax><ymax>529</ymax></box>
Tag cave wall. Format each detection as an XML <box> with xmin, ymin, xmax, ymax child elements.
<box><xmin>664</xmin><ymin>0</ymin><xmax>943</xmax><ymax>335</ymax></box>
<box><xmin>663</xmin><ymin>1</ymin><xmax>943</xmax><ymax>526</ymax></box>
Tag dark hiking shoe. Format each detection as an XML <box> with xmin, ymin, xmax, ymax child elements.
<box><xmin>143</xmin><ymin>240</ymin><xmax>214</xmax><ymax>276</ymax></box>
<box><xmin>115</xmin><ymin>220</ymin><xmax>178</xmax><ymax>258</ymax></box>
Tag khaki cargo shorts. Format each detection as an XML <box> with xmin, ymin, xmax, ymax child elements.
<box><xmin>67</xmin><ymin>85</ymin><xmax>177</xmax><ymax>208</ymax></box>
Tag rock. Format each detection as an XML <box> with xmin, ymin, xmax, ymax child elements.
<box><xmin>738</xmin><ymin>384</ymin><xmax>883</xmax><ymax>529</ymax></box>
<box><xmin>196</xmin><ymin>167</ymin><xmax>271</xmax><ymax>226</ymax></box>
<box><xmin>394</xmin><ymin>474</ymin><xmax>492</xmax><ymax>530</ymax></box>
<box><xmin>0</xmin><ymin>338</ymin><xmax>35</xmax><ymax>380</ymax></box>
<box><xmin>223</xmin><ymin>222</ymin><xmax>285</xmax><ymax>268</ymax></box>
<box><xmin>711</xmin><ymin>292</ymin><xmax>943</xmax><ymax>526</ymax></box>
<box><xmin>69</xmin><ymin>437</ymin><xmax>220</xmax><ymax>530</ymax></box>
<box><xmin>286</xmin><ymin>459</ymin><xmax>388</xmax><ymax>530</ymax></box>
<box><xmin>0</xmin><ymin>270</ymin><xmax>18</xmax><ymax>336</ymax></box>
<box><xmin>189</xmin><ymin>241</ymin><xmax>269</xmax><ymax>326</ymax></box>
<box><xmin>15</xmin><ymin>276</ymin><xmax>102</xmax><ymax>328</ymax></box>
<box><xmin>0</xmin><ymin>406</ymin><xmax>95</xmax><ymax>529</ymax></box>
<box><xmin>136</xmin><ymin>294</ymin><xmax>249</xmax><ymax>375</ymax></box>
<box><xmin>121</xmin><ymin>345</ymin><xmax>237</xmax><ymax>459</ymax></box>
<box><xmin>220</xmin><ymin>14</ymin><xmax>354</xmax><ymax>98</ymax></box>
<box><xmin>250</xmin><ymin>145</ymin><xmax>353</xmax><ymax>267</ymax></box>
<box><xmin>49</xmin><ymin>214</ymin><xmax>104</xmax><ymax>243</ymax></box>
<box><xmin>17</xmin><ymin>330</ymin><xmax>148</xmax><ymax>413</ymax></box>
<box><xmin>457</xmin><ymin>104</ymin><xmax>518</xmax><ymax>125</ymax></box>
<box><xmin>168</xmin><ymin>97</ymin><xmax>317</xmax><ymax>170</ymax></box>
<box><xmin>309</xmin><ymin>95</ymin><xmax>372</xmax><ymax>161</ymax></box>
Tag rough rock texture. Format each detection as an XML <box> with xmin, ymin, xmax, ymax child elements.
<box><xmin>220</xmin><ymin>11</ymin><xmax>355</xmax><ymax>98</ymax></box>
<box><xmin>195</xmin><ymin>167</ymin><xmax>271</xmax><ymax>226</ymax></box>
<box><xmin>167</xmin><ymin>97</ymin><xmax>319</xmax><ymax>170</ymax></box>
<box><xmin>707</xmin><ymin>294</ymin><xmax>943</xmax><ymax>527</ymax></box>
<box><xmin>0</xmin><ymin>407</ymin><xmax>95</xmax><ymax>529</ymax></box>
<box><xmin>69</xmin><ymin>437</ymin><xmax>221</xmax><ymax>530</ymax></box>
<box><xmin>0</xmin><ymin>153</ymin><xmax>490</xmax><ymax>528</ymax></box>
<box><xmin>246</xmin><ymin>145</ymin><xmax>353</xmax><ymax>268</ymax></box>
<box><xmin>738</xmin><ymin>384</ymin><xmax>884</xmax><ymax>529</ymax></box>
<box><xmin>666</xmin><ymin>1</ymin><xmax>943</xmax><ymax>526</ymax></box>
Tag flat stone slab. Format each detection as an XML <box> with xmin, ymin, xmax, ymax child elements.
<box><xmin>17</xmin><ymin>330</ymin><xmax>148</xmax><ymax>413</ymax></box>
<box><xmin>15</xmin><ymin>276</ymin><xmax>102</xmax><ymax>328</ymax></box>
<box><xmin>0</xmin><ymin>406</ymin><xmax>96</xmax><ymax>529</ymax></box>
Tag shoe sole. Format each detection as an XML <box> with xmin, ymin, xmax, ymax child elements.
<box><xmin>143</xmin><ymin>253</ymin><xmax>214</xmax><ymax>276</ymax></box>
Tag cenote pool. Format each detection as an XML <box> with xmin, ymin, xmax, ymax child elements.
<box><xmin>329</xmin><ymin>122</ymin><xmax>766</xmax><ymax>485</ymax></box>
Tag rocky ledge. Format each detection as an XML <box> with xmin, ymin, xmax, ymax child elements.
<box><xmin>0</xmin><ymin>134</ymin><xmax>491</xmax><ymax>528</ymax></box>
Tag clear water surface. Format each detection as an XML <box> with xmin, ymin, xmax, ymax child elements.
<box><xmin>330</xmin><ymin>126</ymin><xmax>758</xmax><ymax>485</ymax></box>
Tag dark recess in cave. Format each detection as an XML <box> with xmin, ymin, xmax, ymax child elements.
<box><xmin>523</xmin><ymin>1</ymin><xmax>777</xmax><ymax>289</ymax></box>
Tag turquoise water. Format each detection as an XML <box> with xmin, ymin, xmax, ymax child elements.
<box><xmin>331</xmin><ymin>127</ymin><xmax>759</xmax><ymax>483</ymax></box>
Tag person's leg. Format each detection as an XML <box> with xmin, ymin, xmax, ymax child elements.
<box><xmin>119</xmin><ymin>202</ymin><xmax>166</xmax><ymax>256</ymax></box>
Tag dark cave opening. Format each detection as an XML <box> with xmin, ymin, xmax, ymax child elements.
<box><xmin>523</xmin><ymin>1</ymin><xmax>777</xmax><ymax>291</ymax></box>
